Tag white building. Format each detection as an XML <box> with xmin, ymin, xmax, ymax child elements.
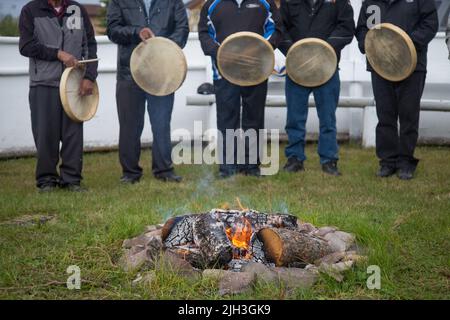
<box><xmin>1</xmin><ymin>0</ymin><xmax>450</xmax><ymax>157</ymax></box>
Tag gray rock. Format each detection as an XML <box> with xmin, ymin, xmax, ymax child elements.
<box><xmin>0</xmin><ymin>214</ymin><xmax>56</xmax><ymax>227</ymax></box>
<box><xmin>241</xmin><ymin>262</ymin><xmax>278</xmax><ymax>284</ymax></box>
<box><xmin>319</xmin><ymin>260</ymin><xmax>354</xmax><ymax>282</ymax></box>
<box><xmin>145</xmin><ymin>225</ymin><xmax>159</xmax><ymax>232</ymax></box>
<box><xmin>132</xmin><ymin>270</ymin><xmax>157</xmax><ymax>287</ymax></box>
<box><xmin>315</xmin><ymin>251</ymin><xmax>347</xmax><ymax>265</ymax></box>
<box><xmin>154</xmin><ymin>251</ymin><xmax>200</xmax><ymax>280</ymax></box>
<box><xmin>121</xmin><ymin>249</ymin><xmax>148</xmax><ymax>273</ymax></box>
<box><xmin>219</xmin><ymin>271</ymin><xmax>256</xmax><ymax>296</ymax></box>
<box><xmin>146</xmin><ymin>236</ymin><xmax>163</xmax><ymax>260</ymax></box>
<box><xmin>315</xmin><ymin>226</ymin><xmax>337</xmax><ymax>237</ymax></box>
<box><xmin>297</xmin><ymin>222</ymin><xmax>317</xmax><ymax>233</ymax></box>
<box><xmin>122</xmin><ymin>229</ymin><xmax>163</xmax><ymax>249</ymax></box>
<box><xmin>324</xmin><ymin>231</ymin><xmax>355</xmax><ymax>252</ymax></box>
<box><xmin>271</xmin><ymin>267</ymin><xmax>318</xmax><ymax>289</ymax></box>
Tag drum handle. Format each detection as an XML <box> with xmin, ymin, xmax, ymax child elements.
<box><xmin>78</xmin><ymin>58</ymin><xmax>100</xmax><ymax>65</ymax></box>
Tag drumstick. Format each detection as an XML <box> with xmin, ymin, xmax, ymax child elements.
<box><xmin>78</xmin><ymin>58</ymin><xmax>100</xmax><ymax>64</ymax></box>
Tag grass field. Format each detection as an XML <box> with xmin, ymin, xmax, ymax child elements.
<box><xmin>0</xmin><ymin>144</ymin><xmax>449</xmax><ymax>300</ymax></box>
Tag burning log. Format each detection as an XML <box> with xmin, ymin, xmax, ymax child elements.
<box><xmin>193</xmin><ymin>214</ymin><xmax>233</xmax><ymax>267</ymax></box>
<box><xmin>165</xmin><ymin>245</ymin><xmax>205</xmax><ymax>269</ymax></box>
<box><xmin>211</xmin><ymin>209</ymin><xmax>298</xmax><ymax>231</ymax></box>
<box><xmin>258</xmin><ymin>228</ymin><xmax>332</xmax><ymax>267</ymax></box>
<box><xmin>162</xmin><ymin>214</ymin><xmax>199</xmax><ymax>247</ymax></box>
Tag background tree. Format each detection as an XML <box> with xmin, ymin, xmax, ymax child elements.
<box><xmin>0</xmin><ymin>15</ymin><xmax>19</xmax><ymax>37</ymax></box>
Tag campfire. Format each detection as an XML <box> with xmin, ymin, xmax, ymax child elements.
<box><xmin>121</xmin><ymin>207</ymin><xmax>365</xmax><ymax>294</ymax></box>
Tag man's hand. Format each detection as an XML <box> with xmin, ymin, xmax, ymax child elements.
<box><xmin>58</xmin><ymin>50</ymin><xmax>79</xmax><ymax>68</ymax></box>
<box><xmin>79</xmin><ymin>79</ymin><xmax>94</xmax><ymax>96</ymax></box>
<box><xmin>139</xmin><ymin>27</ymin><xmax>155</xmax><ymax>42</ymax></box>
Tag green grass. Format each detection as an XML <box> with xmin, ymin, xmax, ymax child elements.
<box><xmin>0</xmin><ymin>144</ymin><xmax>449</xmax><ymax>299</ymax></box>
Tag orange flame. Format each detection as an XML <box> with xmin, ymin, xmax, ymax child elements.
<box><xmin>225</xmin><ymin>218</ymin><xmax>253</xmax><ymax>259</ymax></box>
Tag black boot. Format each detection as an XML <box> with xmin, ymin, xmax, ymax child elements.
<box><xmin>322</xmin><ymin>161</ymin><xmax>341</xmax><ymax>176</ymax></box>
<box><xmin>283</xmin><ymin>157</ymin><xmax>304</xmax><ymax>173</ymax></box>
<box><xmin>397</xmin><ymin>167</ymin><xmax>415</xmax><ymax>180</ymax></box>
<box><xmin>120</xmin><ymin>176</ymin><xmax>141</xmax><ymax>185</ymax></box>
<box><xmin>376</xmin><ymin>165</ymin><xmax>397</xmax><ymax>178</ymax></box>
<box><xmin>155</xmin><ymin>171</ymin><xmax>183</xmax><ymax>183</ymax></box>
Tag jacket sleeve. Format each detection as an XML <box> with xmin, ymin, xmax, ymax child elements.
<box><xmin>326</xmin><ymin>0</ymin><xmax>355</xmax><ymax>53</ymax></box>
<box><xmin>410</xmin><ymin>0</ymin><xmax>438</xmax><ymax>50</ymax></box>
<box><xmin>278</xmin><ymin>0</ymin><xmax>294</xmax><ymax>56</ymax></box>
<box><xmin>355</xmin><ymin>0</ymin><xmax>369</xmax><ymax>54</ymax></box>
<box><xmin>198</xmin><ymin>0</ymin><xmax>220</xmax><ymax>58</ymax></box>
<box><xmin>107</xmin><ymin>0</ymin><xmax>142</xmax><ymax>45</ymax></box>
<box><xmin>80</xmin><ymin>5</ymin><xmax>98</xmax><ymax>82</ymax></box>
<box><xmin>18</xmin><ymin>5</ymin><xmax>59</xmax><ymax>61</ymax></box>
<box><xmin>168</xmin><ymin>0</ymin><xmax>190</xmax><ymax>49</ymax></box>
<box><xmin>265</xmin><ymin>0</ymin><xmax>283</xmax><ymax>50</ymax></box>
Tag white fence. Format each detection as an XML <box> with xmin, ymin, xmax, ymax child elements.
<box><xmin>1</xmin><ymin>3</ymin><xmax>450</xmax><ymax>156</ymax></box>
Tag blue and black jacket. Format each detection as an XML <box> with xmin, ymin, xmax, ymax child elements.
<box><xmin>198</xmin><ymin>0</ymin><xmax>283</xmax><ymax>80</ymax></box>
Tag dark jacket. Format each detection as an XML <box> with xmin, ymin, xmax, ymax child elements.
<box><xmin>279</xmin><ymin>0</ymin><xmax>355</xmax><ymax>62</ymax></box>
<box><xmin>19</xmin><ymin>0</ymin><xmax>98</xmax><ymax>87</ymax></box>
<box><xmin>356</xmin><ymin>0</ymin><xmax>438</xmax><ymax>72</ymax></box>
<box><xmin>198</xmin><ymin>0</ymin><xmax>283</xmax><ymax>80</ymax></box>
<box><xmin>107</xmin><ymin>0</ymin><xmax>189</xmax><ymax>81</ymax></box>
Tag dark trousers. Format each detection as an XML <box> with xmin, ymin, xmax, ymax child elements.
<box><xmin>285</xmin><ymin>72</ymin><xmax>340</xmax><ymax>164</ymax></box>
<box><xmin>29</xmin><ymin>86</ymin><xmax>83</xmax><ymax>187</ymax></box>
<box><xmin>214</xmin><ymin>78</ymin><xmax>267</xmax><ymax>173</ymax></box>
<box><xmin>372</xmin><ymin>72</ymin><xmax>426</xmax><ymax>170</ymax></box>
<box><xmin>116</xmin><ymin>80</ymin><xmax>174</xmax><ymax>178</ymax></box>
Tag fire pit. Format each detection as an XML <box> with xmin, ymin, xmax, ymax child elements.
<box><xmin>161</xmin><ymin>209</ymin><xmax>333</xmax><ymax>271</ymax></box>
<box><xmin>121</xmin><ymin>209</ymin><xmax>365</xmax><ymax>294</ymax></box>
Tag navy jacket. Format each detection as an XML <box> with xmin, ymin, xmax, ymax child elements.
<box><xmin>19</xmin><ymin>0</ymin><xmax>98</xmax><ymax>87</ymax></box>
<box><xmin>356</xmin><ymin>0</ymin><xmax>438</xmax><ymax>72</ymax></box>
<box><xmin>279</xmin><ymin>0</ymin><xmax>355</xmax><ymax>61</ymax></box>
<box><xmin>107</xmin><ymin>0</ymin><xmax>189</xmax><ymax>81</ymax></box>
<box><xmin>198</xmin><ymin>0</ymin><xmax>283</xmax><ymax>80</ymax></box>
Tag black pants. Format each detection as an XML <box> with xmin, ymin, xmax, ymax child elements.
<box><xmin>116</xmin><ymin>80</ymin><xmax>175</xmax><ymax>179</ymax></box>
<box><xmin>372</xmin><ymin>72</ymin><xmax>426</xmax><ymax>170</ymax></box>
<box><xmin>29</xmin><ymin>86</ymin><xmax>83</xmax><ymax>187</ymax></box>
<box><xmin>214</xmin><ymin>79</ymin><xmax>267</xmax><ymax>173</ymax></box>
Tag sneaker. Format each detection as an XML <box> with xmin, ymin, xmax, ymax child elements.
<box><xmin>120</xmin><ymin>176</ymin><xmax>140</xmax><ymax>185</ymax></box>
<box><xmin>38</xmin><ymin>183</ymin><xmax>58</xmax><ymax>193</ymax></box>
<box><xmin>61</xmin><ymin>184</ymin><xmax>87</xmax><ymax>192</ymax></box>
<box><xmin>244</xmin><ymin>167</ymin><xmax>261</xmax><ymax>177</ymax></box>
<box><xmin>218</xmin><ymin>169</ymin><xmax>238</xmax><ymax>179</ymax></box>
<box><xmin>283</xmin><ymin>157</ymin><xmax>304</xmax><ymax>173</ymax></box>
<box><xmin>155</xmin><ymin>171</ymin><xmax>183</xmax><ymax>183</ymax></box>
<box><xmin>397</xmin><ymin>167</ymin><xmax>415</xmax><ymax>180</ymax></box>
<box><xmin>322</xmin><ymin>161</ymin><xmax>341</xmax><ymax>176</ymax></box>
<box><xmin>376</xmin><ymin>165</ymin><xmax>397</xmax><ymax>178</ymax></box>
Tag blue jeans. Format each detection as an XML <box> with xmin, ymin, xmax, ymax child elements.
<box><xmin>285</xmin><ymin>72</ymin><xmax>340</xmax><ymax>164</ymax></box>
<box><xmin>117</xmin><ymin>80</ymin><xmax>174</xmax><ymax>178</ymax></box>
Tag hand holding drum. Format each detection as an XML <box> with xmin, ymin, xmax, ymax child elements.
<box><xmin>59</xmin><ymin>59</ymin><xmax>100</xmax><ymax>123</ymax></box>
<box><xmin>216</xmin><ymin>32</ymin><xmax>275</xmax><ymax>86</ymax></box>
<box><xmin>364</xmin><ymin>23</ymin><xmax>417</xmax><ymax>82</ymax></box>
<box><xmin>130</xmin><ymin>37</ymin><xmax>188</xmax><ymax>96</ymax></box>
<box><xmin>286</xmin><ymin>38</ymin><xmax>337</xmax><ymax>87</ymax></box>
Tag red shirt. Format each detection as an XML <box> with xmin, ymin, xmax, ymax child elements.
<box><xmin>48</xmin><ymin>0</ymin><xmax>68</xmax><ymax>17</ymax></box>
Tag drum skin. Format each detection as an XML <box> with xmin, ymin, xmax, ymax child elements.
<box><xmin>365</xmin><ymin>23</ymin><xmax>417</xmax><ymax>82</ymax></box>
<box><xmin>286</xmin><ymin>38</ymin><xmax>337</xmax><ymax>87</ymax></box>
<box><xmin>217</xmin><ymin>32</ymin><xmax>275</xmax><ymax>87</ymax></box>
<box><xmin>59</xmin><ymin>66</ymin><xmax>99</xmax><ymax>123</ymax></box>
<box><xmin>130</xmin><ymin>37</ymin><xmax>188</xmax><ymax>96</ymax></box>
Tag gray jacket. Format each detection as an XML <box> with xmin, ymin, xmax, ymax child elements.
<box><xmin>107</xmin><ymin>0</ymin><xmax>189</xmax><ymax>81</ymax></box>
<box><xmin>19</xmin><ymin>0</ymin><xmax>98</xmax><ymax>87</ymax></box>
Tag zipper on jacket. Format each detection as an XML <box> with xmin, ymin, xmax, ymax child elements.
<box><xmin>59</xmin><ymin>16</ymin><xmax>65</xmax><ymax>72</ymax></box>
<box><xmin>34</xmin><ymin>58</ymin><xmax>37</xmax><ymax>74</ymax></box>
